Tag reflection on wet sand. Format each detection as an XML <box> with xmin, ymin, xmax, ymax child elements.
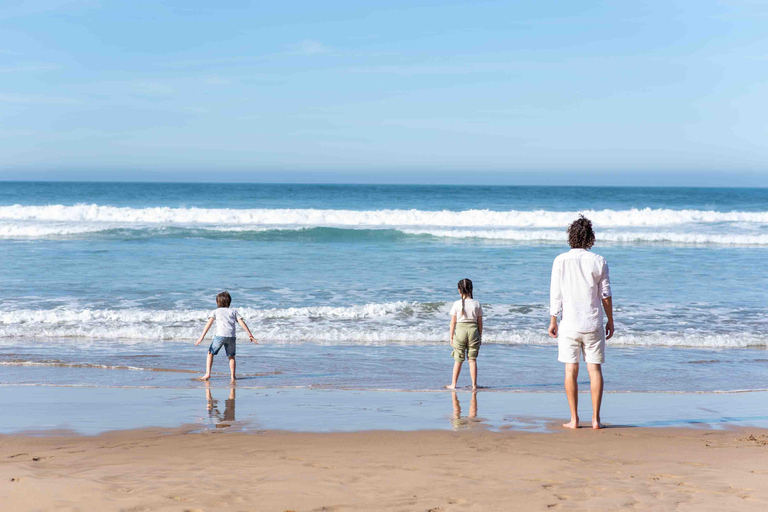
<box><xmin>206</xmin><ymin>386</ymin><xmax>236</xmax><ymax>427</ymax></box>
<box><xmin>450</xmin><ymin>391</ymin><xmax>482</xmax><ymax>430</ymax></box>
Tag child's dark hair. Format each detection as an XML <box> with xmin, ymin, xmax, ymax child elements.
<box><xmin>216</xmin><ymin>291</ymin><xmax>232</xmax><ymax>308</ymax></box>
<box><xmin>567</xmin><ymin>215</ymin><xmax>596</xmax><ymax>249</ymax></box>
<box><xmin>457</xmin><ymin>279</ymin><xmax>473</xmax><ymax>318</ymax></box>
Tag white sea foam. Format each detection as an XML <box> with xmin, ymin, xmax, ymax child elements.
<box><xmin>403</xmin><ymin>229</ymin><xmax>768</xmax><ymax>245</ymax></box>
<box><xmin>0</xmin><ymin>223</ymin><xmax>766</xmax><ymax>245</ymax></box>
<box><xmin>0</xmin><ymin>223</ymin><xmax>104</xmax><ymax>237</ymax></box>
<box><xmin>0</xmin><ymin>302</ymin><xmax>412</xmax><ymax>324</ymax></box>
<box><xmin>1</xmin><ymin>204</ymin><xmax>767</xmax><ymax>245</ymax></box>
<box><xmin>1</xmin><ymin>204</ymin><xmax>767</xmax><ymax>228</ymax></box>
<box><xmin>0</xmin><ymin>304</ymin><xmax>763</xmax><ymax>348</ymax></box>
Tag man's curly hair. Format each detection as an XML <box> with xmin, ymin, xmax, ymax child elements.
<box><xmin>567</xmin><ymin>215</ymin><xmax>595</xmax><ymax>249</ymax></box>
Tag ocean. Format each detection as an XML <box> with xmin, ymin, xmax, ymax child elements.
<box><xmin>1</xmin><ymin>182</ymin><xmax>766</xmax><ymax>395</ymax></box>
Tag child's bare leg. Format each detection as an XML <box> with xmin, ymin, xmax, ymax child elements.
<box><xmin>198</xmin><ymin>353</ymin><xmax>213</xmax><ymax>380</ymax></box>
<box><xmin>468</xmin><ymin>359</ymin><xmax>478</xmax><ymax>389</ymax></box>
<box><xmin>469</xmin><ymin>391</ymin><xmax>478</xmax><ymax>418</ymax></box>
<box><xmin>229</xmin><ymin>356</ymin><xmax>236</xmax><ymax>381</ymax></box>
<box><xmin>451</xmin><ymin>391</ymin><xmax>461</xmax><ymax>419</ymax></box>
<box><xmin>445</xmin><ymin>361</ymin><xmax>462</xmax><ymax>390</ymax></box>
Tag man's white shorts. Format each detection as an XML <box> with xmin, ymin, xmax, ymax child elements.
<box><xmin>558</xmin><ymin>328</ymin><xmax>605</xmax><ymax>364</ymax></box>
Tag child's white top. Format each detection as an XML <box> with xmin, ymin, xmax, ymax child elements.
<box><xmin>450</xmin><ymin>299</ymin><xmax>482</xmax><ymax>323</ymax></box>
<box><xmin>209</xmin><ymin>307</ymin><xmax>241</xmax><ymax>337</ymax></box>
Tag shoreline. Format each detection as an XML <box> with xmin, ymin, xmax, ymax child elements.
<box><xmin>2</xmin><ymin>426</ymin><xmax>767</xmax><ymax>511</ymax></box>
<box><xmin>3</xmin><ymin>385</ymin><xmax>768</xmax><ymax>436</ymax></box>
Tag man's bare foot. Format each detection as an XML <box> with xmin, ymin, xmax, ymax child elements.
<box><xmin>230</xmin><ymin>376</ymin><xmax>237</xmax><ymax>382</ymax></box>
<box><xmin>197</xmin><ymin>375</ymin><xmax>210</xmax><ymax>381</ymax></box>
<box><xmin>592</xmin><ymin>419</ymin><xmax>604</xmax><ymax>429</ymax></box>
<box><xmin>445</xmin><ymin>384</ymin><xmax>457</xmax><ymax>390</ymax></box>
<box><xmin>562</xmin><ymin>418</ymin><xmax>579</xmax><ymax>429</ymax></box>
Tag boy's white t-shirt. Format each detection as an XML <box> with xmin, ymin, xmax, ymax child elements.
<box><xmin>450</xmin><ymin>299</ymin><xmax>482</xmax><ymax>323</ymax></box>
<box><xmin>209</xmin><ymin>307</ymin><xmax>241</xmax><ymax>337</ymax></box>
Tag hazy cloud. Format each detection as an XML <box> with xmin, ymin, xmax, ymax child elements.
<box><xmin>288</xmin><ymin>39</ymin><xmax>332</xmax><ymax>55</ymax></box>
<box><xmin>132</xmin><ymin>81</ymin><xmax>175</xmax><ymax>96</ymax></box>
<box><xmin>0</xmin><ymin>92</ymin><xmax>80</xmax><ymax>104</ymax></box>
<box><xmin>0</xmin><ymin>0</ymin><xmax>97</xmax><ymax>20</ymax></box>
<box><xmin>158</xmin><ymin>55</ymin><xmax>272</xmax><ymax>70</ymax></box>
<box><xmin>202</xmin><ymin>76</ymin><xmax>232</xmax><ymax>85</ymax></box>
<box><xmin>0</xmin><ymin>64</ymin><xmax>62</xmax><ymax>73</ymax></box>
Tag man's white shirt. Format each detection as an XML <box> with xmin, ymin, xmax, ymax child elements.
<box><xmin>550</xmin><ymin>248</ymin><xmax>611</xmax><ymax>333</ymax></box>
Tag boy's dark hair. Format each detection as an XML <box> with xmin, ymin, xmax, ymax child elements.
<box><xmin>216</xmin><ymin>291</ymin><xmax>232</xmax><ymax>308</ymax></box>
<box><xmin>567</xmin><ymin>215</ymin><xmax>596</xmax><ymax>249</ymax></box>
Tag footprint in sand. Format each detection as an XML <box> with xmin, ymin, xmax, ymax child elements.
<box><xmin>740</xmin><ymin>434</ymin><xmax>768</xmax><ymax>446</ymax></box>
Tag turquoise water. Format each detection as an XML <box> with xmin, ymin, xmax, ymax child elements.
<box><xmin>0</xmin><ymin>182</ymin><xmax>766</xmax><ymax>393</ymax></box>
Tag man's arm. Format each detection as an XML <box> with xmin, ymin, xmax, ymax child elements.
<box><xmin>602</xmin><ymin>296</ymin><xmax>614</xmax><ymax>339</ymax></box>
<box><xmin>548</xmin><ymin>260</ymin><xmax>561</xmax><ymax>338</ymax></box>
<box><xmin>599</xmin><ymin>259</ymin><xmax>613</xmax><ymax>339</ymax></box>
<box><xmin>548</xmin><ymin>315</ymin><xmax>558</xmax><ymax>338</ymax></box>
<box><xmin>195</xmin><ymin>318</ymin><xmax>214</xmax><ymax>345</ymax></box>
<box><xmin>237</xmin><ymin>318</ymin><xmax>258</xmax><ymax>343</ymax></box>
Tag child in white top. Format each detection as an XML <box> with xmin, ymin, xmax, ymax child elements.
<box><xmin>195</xmin><ymin>291</ymin><xmax>257</xmax><ymax>381</ymax></box>
<box><xmin>446</xmin><ymin>278</ymin><xmax>483</xmax><ymax>390</ymax></box>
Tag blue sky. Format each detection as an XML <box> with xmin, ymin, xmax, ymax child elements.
<box><xmin>1</xmin><ymin>0</ymin><xmax>767</xmax><ymax>184</ymax></box>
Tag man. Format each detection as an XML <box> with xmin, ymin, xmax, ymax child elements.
<box><xmin>548</xmin><ymin>215</ymin><xmax>614</xmax><ymax>429</ymax></box>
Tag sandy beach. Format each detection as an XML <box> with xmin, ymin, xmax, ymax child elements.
<box><xmin>2</xmin><ymin>426</ymin><xmax>767</xmax><ymax>511</ymax></box>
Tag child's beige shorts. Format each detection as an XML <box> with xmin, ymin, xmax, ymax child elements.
<box><xmin>452</xmin><ymin>322</ymin><xmax>481</xmax><ymax>362</ymax></box>
<box><xmin>558</xmin><ymin>328</ymin><xmax>605</xmax><ymax>364</ymax></box>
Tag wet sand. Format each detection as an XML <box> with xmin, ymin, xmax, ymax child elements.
<box><xmin>4</xmin><ymin>386</ymin><xmax>768</xmax><ymax>434</ymax></box>
<box><xmin>2</xmin><ymin>426</ymin><xmax>767</xmax><ymax>511</ymax></box>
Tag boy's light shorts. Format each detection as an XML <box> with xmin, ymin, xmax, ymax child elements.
<box><xmin>452</xmin><ymin>322</ymin><xmax>481</xmax><ymax>362</ymax></box>
<box><xmin>209</xmin><ymin>336</ymin><xmax>236</xmax><ymax>358</ymax></box>
<box><xmin>558</xmin><ymin>328</ymin><xmax>605</xmax><ymax>364</ymax></box>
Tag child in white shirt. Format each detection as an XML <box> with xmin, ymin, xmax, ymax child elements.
<box><xmin>446</xmin><ymin>278</ymin><xmax>483</xmax><ymax>390</ymax></box>
<box><xmin>195</xmin><ymin>291</ymin><xmax>257</xmax><ymax>381</ymax></box>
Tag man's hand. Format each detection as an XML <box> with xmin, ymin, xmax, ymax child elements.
<box><xmin>249</xmin><ymin>335</ymin><xmax>258</xmax><ymax>344</ymax></box>
<box><xmin>195</xmin><ymin>337</ymin><xmax>204</xmax><ymax>346</ymax></box>
<box><xmin>548</xmin><ymin>317</ymin><xmax>558</xmax><ymax>338</ymax></box>
<box><xmin>605</xmin><ymin>320</ymin><xmax>614</xmax><ymax>340</ymax></box>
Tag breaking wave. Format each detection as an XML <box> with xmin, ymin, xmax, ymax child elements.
<box><xmin>0</xmin><ymin>303</ymin><xmax>764</xmax><ymax>348</ymax></box>
<box><xmin>1</xmin><ymin>204</ymin><xmax>767</xmax><ymax>245</ymax></box>
<box><xmin>2</xmin><ymin>204</ymin><xmax>767</xmax><ymax>227</ymax></box>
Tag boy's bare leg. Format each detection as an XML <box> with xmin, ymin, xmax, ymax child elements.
<box><xmin>198</xmin><ymin>353</ymin><xmax>213</xmax><ymax>380</ymax></box>
<box><xmin>229</xmin><ymin>357</ymin><xmax>236</xmax><ymax>381</ymax></box>
<box><xmin>445</xmin><ymin>361</ymin><xmax>462</xmax><ymax>390</ymax></box>
<box><xmin>563</xmin><ymin>363</ymin><xmax>579</xmax><ymax>428</ymax></box>
<box><xmin>468</xmin><ymin>359</ymin><xmax>478</xmax><ymax>389</ymax></box>
<box><xmin>587</xmin><ymin>363</ymin><xmax>604</xmax><ymax>429</ymax></box>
